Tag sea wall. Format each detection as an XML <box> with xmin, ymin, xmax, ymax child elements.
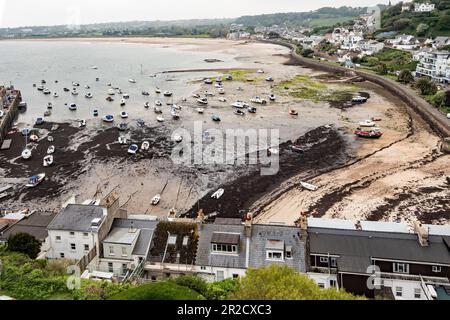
<box><xmin>261</xmin><ymin>39</ymin><xmax>450</xmax><ymax>139</ymax></box>
<box><xmin>0</xmin><ymin>88</ymin><xmax>21</xmax><ymax>144</ymax></box>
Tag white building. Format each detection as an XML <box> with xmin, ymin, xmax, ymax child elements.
<box><xmin>414</xmin><ymin>3</ymin><xmax>435</xmax><ymax>12</ymax></box>
<box><xmin>416</xmin><ymin>50</ymin><xmax>450</xmax><ymax>83</ymax></box>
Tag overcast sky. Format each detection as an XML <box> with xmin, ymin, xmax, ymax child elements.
<box><xmin>0</xmin><ymin>0</ymin><xmax>400</xmax><ymax>28</ymax></box>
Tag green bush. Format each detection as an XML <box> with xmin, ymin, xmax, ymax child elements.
<box><xmin>172</xmin><ymin>275</ymin><xmax>208</xmax><ymax>296</ymax></box>
<box><xmin>205</xmin><ymin>278</ymin><xmax>238</xmax><ymax>300</ymax></box>
<box><xmin>416</xmin><ymin>78</ymin><xmax>438</xmax><ymax>96</ymax></box>
<box><xmin>398</xmin><ymin>70</ymin><xmax>414</xmax><ymax>84</ymax></box>
<box><xmin>7</xmin><ymin>233</ymin><xmax>41</xmax><ymax>259</ymax></box>
<box><xmin>108</xmin><ymin>281</ymin><xmax>205</xmax><ymax>300</ymax></box>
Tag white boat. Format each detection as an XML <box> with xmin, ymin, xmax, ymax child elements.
<box><xmin>120</xmin><ymin>99</ymin><xmax>126</xmax><ymax>106</ymax></box>
<box><xmin>141</xmin><ymin>141</ymin><xmax>150</xmax><ymax>151</ymax></box>
<box><xmin>359</xmin><ymin>120</ymin><xmax>376</xmax><ymax>127</ymax></box>
<box><xmin>250</xmin><ymin>96</ymin><xmax>267</xmax><ymax>104</ymax></box>
<box><xmin>197</xmin><ymin>108</ymin><xmax>205</xmax><ymax>114</ymax></box>
<box><xmin>155</xmin><ymin>100</ymin><xmax>163</xmax><ymax>106</ymax></box>
<box><xmin>123</xmin><ymin>93</ymin><xmax>130</xmax><ymax>99</ymax></box>
<box><xmin>103</xmin><ymin>115</ymin><xmax>114</xmax><ymax>123</ymax></box>
<box><xmin>218</xmin><ymin>88</ymin><xmax>225</xmax><ymax>94</ymax></box>
<box><xmin>30</xmin><ymin>134</ymin><xmax>39</xmax><ymax>142</ymax></box>
<box><xmin>0</xmin><ymin>110</ymin><xmax>3</xmax><ymax>118</ymax></box>
<box><xmin>79</xmin><ymin>119</ymin><xmax>86</xmax><ymax>127</ymax></box>
<box><xmin>91</xmin><ymin>66</ymin><xmax>98</xmax><ymax>70</ymax></box>
<box><xmin>205</xmin><ymin>91</ymin><xmax>215</xmax><ymax>97</ymax></box>
<box><xmin>47</xmin><ymin>136</ymin><xmax>54</xmax><ymax>142</ymax></box>
<box><xmin>447</xmin><ymin>113</ymin><xmax>450</xmax><ymax>119</ymax></box>
<box><xmin>43</xmin><ymin>155</ymin><xmax>53</xmax><ymax>167</ymax></box>
<box><xmin>192</xmin><ymin>93</ymin><xmax>200</xmax><ymax>99</ymax></box>
<box><xmin>234</xmin><ymin>109</ymin><xmax>245</xmax><ymax>116</ymax></box>
<box><xmin>154</xmin><ymin>107</ymin><xmax>162</xmax><ymax>114</ymax></box>
<box><xmin>231</xmin><ymin>101</ymin><xmax>249</xmax><ymax>109</ymax></box>
<box><xmin>151</xmin><ymin>194</ymin><xmax>161</xmax><ymax>205</ymax></box>
<box><xmin>218</xmin><ymin>98</ymin><xmax>227</xmax><ymax>102</ymax></box>
<box><xmin>53</xmin><ymin>92</ymin><xmax>58</xmax><ymax>98</ymax></box>
<box><xmin>300</xmin><ymin>182</ymin><xmax>318</xmax><ymax>191</ymax></box>
<box><xmin>108</xmin><ymin>89</ymin><xmax>116</xmax><ymax>95</ymax></box>
<box><xmin>163</xmin><ymin>91</ymin><xmax>172</xmax><ymax>97</ymax></box>
<box><xmin>21</xmin><ymin>148</ymin><xmax>32</xmax><ymax>160</ymax></box>
<box><xmin>47</xmin><ymin>145</ymin><xmax>55</xmax><ymax>155</ymax></box>
<box><xmin>118</xmin><ymin>136</ymin><xmax>127</xmax><ymax>145</ymax></box>
<box><xmin>128</xmin><ymin>144</ymin><xmax>139</xmax><ymax>155</ymax></box>
<box><xmin>43</xmin><ymin>89</ymin><xmax>51</xmax><ymax>95</ymax></box>
<box><xmin>144</xmin><ymin>102</ymin><xmax>151</xmax><ymax>108</ymax></box>
<box><xmin>173</xmin><ymin>135</ymin><xmax>183</xmax><ymax>143</ymax></box>
<box><xmin>211</xmin><ymin>188</ymin><xmax>224</xmax><ymax>199</ymax></box>
<box><xmin>265</xmin><ymin>77</ymin><xmax>274</xmax><ymax>82</ymax></box>
<box><xmin>128</xmin><ymin>79</ymin><xmax>136</xmax><ymax>83</ymax></box>
<box><xmin>156</xmin><ymin>116</ymin><xmax>165</xmax><ymax>122</ymax></box>
<box><xmin>26</xmin><ymin>173</ymin><xmax>45</xmax><ymax>188</ymax></box>
<box><xmin>269</xmin><ymin>94</ymin><xmax>276</xmax><ymax>101</ymax></box>
<box><xmin>69</xmin><ymin>103</ymin><xmax>77</xmax><ymax>111</ymax></box>
<box><xmin>204</xmin><ymin>78</ymin><xmax>213</xmax><ymax>84</ymax></box>
<box><xmin>155</xmin><ymin>88</ymin><xmax>162</xmax><ymax>94</ymax></box>
<box><xmin>85</xmin><ymin>92</ymin><xmax>93</xmax><ymax>99</ymax></box>
<box><xmin>171</xmin><ymin>110</ymin><xmax>180</xmax><ymax>120</ymax></box>
<box><xmin>257</xmin><ymin>69</ymin><xmax>265</xmax><ymax>74</ymax></box>
<box><xmin>120</xmin><ymin>111</ymin><xmax>128</xmax><ymax>119</ymax></box>
<box><xmin>37</xmin><ymin>85</ymin><xmax>45</xmax><ymax>91</ymax></box>
<box><xmin>71</xmin><ymin>89</ymin><xmax>78</xmax><ymax>96</ymax></box>
<box><xmin>47</xmin><ymin>102</ymin><xmax>53</xmax><ymax>109</ymax></box>
<box><xmin>197</xmin><ymin>98</ymin><xmax>208</xmax><ymax>105</ymax></box>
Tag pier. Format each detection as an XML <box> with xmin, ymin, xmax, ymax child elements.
<box><xmin>0</xmin><ymin>86</ymin><xmax>22</xmax><ymax>146</ymax></box>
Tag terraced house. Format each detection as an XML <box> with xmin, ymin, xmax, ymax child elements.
<box><xmin>416</xmin><ymin>50</ymin><xmax>450</xmax><ymax>83</ymax></box>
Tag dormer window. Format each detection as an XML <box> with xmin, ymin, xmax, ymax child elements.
<box><xmin>211</xmin><ymin>232</ymin><xmax>240</xmax><ymax>254</ymax></box>
<box><xmin>265</xmin><ymin>240</ymin><xmax>284</xmax><ymax>262</ymax></box>
<box><xmin>393</xmin><ymin>262</ymin><xmax>409</xmax><ymax>274</ymax></box>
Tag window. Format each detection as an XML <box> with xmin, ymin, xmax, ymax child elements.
<box><xmin>121</xmin><ymin>247</ymin><xmax>127</xmax><ymax>257</ymax></box>
<box><xmin>200</xmin><ymin>266</ymin><xmax>207</xmax><ymax>270</ymax></box>
<box><xmin>285</xmin><ymin>248</ymin><xmax>292</xmax><ymax>259</ymax></box>
<box><xmin>318</xmin><ymin>283</ymin><xmax>325</xmax><ymax>289</ymax></box>
<box><xmin>55</xmin><ymin>236</ymin><xmax>61</xmax><ymax>242</ymax></box>
<box><xmin>395</xmin><ymin>287</ymin><xmax>403</xmax><ymax>297</ymax></box>
<box><xmin>60</xmin><ymin>253</ymin><xmax>65</xmax><ymax>258</ymax></box>
<box><xmin>84</xmin><ymin>244</ymin><xmax>89</xmax><ymax>251</ymax></box>
<box><xmin>108</xmin><ymin>262</ymin><xmax>113</xmax><ymax>273</ymax></box>
<box><xmin>70</xmin><ymin>243</ymin><xmax>76</xmax><ymax>251</ymax></box>
<box><xmin>319</xmin><ymin>256</ymin><xmax>329</xmax><ymax>264</ymax></box>
<box><xmin>216</xmin><ymin>271</ymin><xmax>225</xmax><ymax>281</ymax></box>
<box><xmin>83</xmin><ymin>233</ymin><xmax>89</xmax><ymax>238</ymax></box>
<box><xmin>330</xmin><ymin>280</ymin><xmax>337</xmax><ymax>288</ymax></box>
<box><xmin>266</xmin><ymin>250</ymin><xmax>284</xmax><ymax>261</ymax></box>
<box><xmin>109</xmin><ymin>246</ymin><xmax>115</xmax><ymax>256</ymax></box>
<box><xmin>122</xmin><ymin>264</ymin><xmax>128</xmax><ymax>276</ymax></box>
<box><xmin>432</xmin><ymin>265</ymin><xmax>442</xmax><ymax>273</ymax></box>
<box><xmin>414</xmin><ymin>288</ymin><xmax>421</xmax><ymax>299</ymax></box>
<box><xmin>233</xmin><ymin>274</ymin><xmax>239</xmax><ymax>279</ymax></box>
<box><xmin>69</xmin><ymin>232</ymin><xmax>75</xmax><ymax>237</ymax></box>
<box><xmin>330</xmin><ymin>257</ymin><xmax>337</xmax><ymax>267</ymax></box>
<box><xmin>212</xmin><ymin>243</ymin><xmax>237</xmax><ymax>254</ymax></box>
<box><xmin>393</xmin><ymin>263</ymin><xmax>409</xmax><ymax>274</ymax></box>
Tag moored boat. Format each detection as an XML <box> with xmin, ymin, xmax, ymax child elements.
<box><xmin>47</xmin><ymin>145</ymin><xmax>55</xmax><ymax>155</ymax></box>
<box><xmin>211</xmin><ymin>188</ymin><xmax>224</xmax><ymax>199</ymax></box>
<box><xmin>354</xmin><ymin>127</ymin><xmax>383</xmax><ymax>139</ymax></box>
<box><xmin>128</xmin><ymin>144</ymin><xmax>139</xmax><ymax>155</ymax></box>
<box><xmin>359</xmin><ymin>120</ymin><xmax>376</xmax><ymax>127</ymax></box>
<box><xmin>141</xmin><ymin>141</ymin><xmax>150</xmax><ymax>151</ymax></box>
<box><xmin>103</xmin><ymin>115</ymin><xmax>114</xmax><ymax>123</ymax></box>
<box><xmin>300</xmin><ymin>181</ymin><xmax>319</xmax><ymax>191</ymax></box>
<box><xmin>43</xmin><ymin>155</ymin><xmax>53</xmax><ymax>167</ymax></box>
<box><xmin>26</xmin><ymin>173</ymin><xmax>45</xmax><ymax>188</ymax></box>
<box><xmin>151</xmin><ymin>194</ymin><xmax>161</xmax><ymax>205</ymax></box>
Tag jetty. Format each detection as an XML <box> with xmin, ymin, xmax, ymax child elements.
<box><xmin>0</xmin><ymin>86</ymin><xmax>22</xmax><ymax>145</ymax></box>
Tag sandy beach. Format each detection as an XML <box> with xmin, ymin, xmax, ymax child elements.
<box><xmin>1</xmin><ymin>38</ymin><xmax>448</xmax><ymax>225</ymax></box>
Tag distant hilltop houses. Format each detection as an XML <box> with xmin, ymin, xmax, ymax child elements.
<box><xmin>400</xmin><ymin>1</ymin><xmax>435</xmax><ymax>12</ymax></box>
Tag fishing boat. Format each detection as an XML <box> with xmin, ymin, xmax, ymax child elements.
<box><xmin>120</xmin><ymin>99</ymin><xmax>126</xmax><ymax>107</ymax></box>
<box><xmin>141</xmin><ymin>141</ymin><xmax>150</xmax><ymax>151</ymax></box>
<box><xmin>155</xmin><ymin>100</ymin><xmax>163</xmax><ymax>106</ymax></box>
<box><xmin>197</xmin><ymin>108</ymin><xmax>205</xmax><ymax>114</ymax></box>
<box><xmin>106</xmin><ymin>96</ymin><xmax>114</xmax><ymax>102</ymax></box>
<box><xmin>212</xmin><ymin>115</ymin><xmax>221</xmax><ymax>122</ymax></box>
<box><xmin>93</xmin><ymin>109</ymin><xmax>99</xmax><ymax>117</ymax></box>
<box><xmin>128</xmin><ymin>144</ymin><xmax>139</xmax><ymax>155</ymax></box>
<box><xmin>248</xmin><ymin>107</ymin><xmax>257</xmax><ymax>113</ymax></box>
<box><xmin>128</xmin><ymin>79</ymin><xmax>136</xmax><ymax>83</ymax></box>
<box><xmin>120</xmin><ymin>111</ymin><xmax>128</xmax><ymax>119</ymax></box>
<box><xmin>69</xmin><ymin>103</ymin><xmax>77</xmax><ymax>111</ymax></box>
<box><xmin>26</xmin><ymin>173</ymin><xmax>45</xmax><ymax>188</ymax></box>
<box><xmin>197</xmin><ymin>98</ymin><xmax>208</xmax><ymax>105</ymax></box>
<box><xmin>118</xmin><ymin>136</ymin><xmax>127</xmax><ymax>145</ymax></box>
<box><xmin>289</xmin><ymin>109</ymin><xmax>298</xmax><ymax>116</ymax></box>
<box><xmin>151</xmin><ymin>194</ymin><xmax>161</xmax><ymax>205</ymax></box>
<box><xmin>47</xmin><ymin>102</ymin><xmax>53</xmax><ymax>109</ymax></box>
<box><xmin>155</xmin><ymin>88</ymin><xmax>162</xmax><ymax>94</ymax></box>
<box><xmin>154</xmin><ymin>107</ymin><xmax>162</xmax><ymax>114</ymax></box>
<box><xmin>163</xmin><ymin>91</ymin><xmax>173</xmax><ymax>97</ymax></box>
<box><xmin>85</xmin><ymin>92</ymin><xmax>93</xmax><ymax>99</ymax></box>
<box><xmin>47</xmin><ymin>145</ymin><xmax>55</xmax><ymax>155</ymax></box>
<box><xmin>156</xmin><ymin>116</ymin><xmax>165</xmax><ymax>122</ymax></box>
<box><xmin>300</xmin><ymin>182</ymin><xmax>319</xmax><ymax>191</ymax></box>
<box><xmin>234</xmin><ymin>109</ymin><xmax>245</xmax><ymax>116</ymax></box>
<box><xmin>44</xmin><ymin>110</ymin><xmax>51</xmax><ymax>117</ymax></box>
<box><xmin>250</xmin><ymin>96</ymin><xmax>267</xmax><ymax>105</ymax></box>
<box><xmin>43</xmin><ymin>155</ymin><xmax>53</xmax><ymax>167</ymax></box>
<box><xmin>211</xmin><ymin>188</ymin><xmax>224</xmax><ymax>199</ymax></box>
<box><xmin>354</xmin><ymin>127</ymin><xmax>383</xmax><ymax>139</ymax></box>
<box><xmin>359</xmin><ymin>120</ymin><xmax>376</xmax><ymax>127</ymax></box>
<box><xmin>21</xmin><ymin>148</ymin><xmax>32</xmax><ymax>160</ymax></box>
<box><xmin>103</xmin><ymin>115</ymin><xmax>114</xmax><ymax>123</ymax></box>
<box><xmin>79</xmin><ymin>119</ymin><xmax>86</xmax><ymax>127</ymax></box>
<box><xmin>142</xmin><ymin>91</ymin><xmax>150</xmax><ymax>96</ymax></box>
<box><xmin>118</xmin><ymin>123</ymin><xmax>127</xmax><ymax>131</ymax></box>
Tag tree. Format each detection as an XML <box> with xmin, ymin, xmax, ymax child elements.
<box><xmin>301</xmin><ymin>49</ymin><xmax>314</xmax><ymax>58</ymax></box>
<box><xmin>229</xmin><ymin>265</ymin><xmax>361</xmax><ymax>300</ymax></box>
<box><xmin>398</xmin><ymin>70</ymin><xmax>414</xmax><ymax>84</ymax></box>
<box><xmin>416</xmin><ymin>23</ymin><xmax>429</xmax><ymax>37</ymax></box>
<box><xmin>416</xmin><ymin>78</ymin><xmax>438</xmax><ymax>96</ymax></box>
<box><xmin>430</xmin><ymin>91</ymin><xmax>447</xmax><ymax>109</ymax></box>
<box><xmin>376</xmin><ymin>63</ymin><xmax>389</xmax><ymax>75</ymax></box>
<box><xmin>7</xmin><ymin>233</ymin><xmax>41</xmax><ymax>259</ymax></box>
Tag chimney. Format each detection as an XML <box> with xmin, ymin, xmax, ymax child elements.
<box><xmin>245</xmin><ymin>212</ymin><xmax>252</xmax><ymax>238</ymax></box>
<box><xmin>129</xmin><ymin>221</ymin><xmax>136</xmax><ymax>233</ymax></box>
<box><xmin>196</xmin><ymin>209</ymin><xmax>204</xmax><ymax>230</ymax></box>
<box><xmin>297</xmin><ymin>212</ymin><xmax>308</xmax><ymax>231</ymax></box>
<box><xmin>414</xmin><ymin>221</ymin><xmax>429</xmax><ymax>247</ymax></box>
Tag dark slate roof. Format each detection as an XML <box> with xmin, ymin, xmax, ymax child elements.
<box><xmin>47</xmin><ymin>205</ymin><xmax>105</xmax><ymax>232</ymax></box>
<box><xmin>248</xmin><ymin>225</ymin><xmax>306</xmax><ymax>272</ymax></box>
<box><xmin>111</xmin><ymin>218</ymin><xmax>158</xmax><ymax>256</ymax></box>
<box><xmin>0</xmin><ymin>211</ymin><xmax>56</xmax><ymax>241</ymax></box>
<box><xmin>196</xmin><ymin>223</ymin><xmax>247</xmax><ymax>269</ymax></box>
<box><xmin>309</xmin><ymin>227</ymin><xmax>450</xmax><ymax>274</ymax></box>
<box><xmin>211</xmin><ymin>232</ymin><xmax>240</xmax><ymax>245</ymax></box>
<box><xmin>214</xmin><ymin>218</ymin><xmax>242</xmax><ymax>225</ymax></box>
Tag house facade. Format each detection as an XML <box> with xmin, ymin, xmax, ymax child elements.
<box><xmin>416</xmin><ymin>50</ymin><xmax>450</xmax><ymax>83</ymax></box>
<box><xmin>414</xmin><ymin>3</ymin><xmax>435</xmax><ymax>12</ymax></box>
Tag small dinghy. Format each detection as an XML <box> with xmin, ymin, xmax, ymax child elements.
<box><xmin>118</xmin><ymin>136</ymin><xmax>127</xmax><ymax>145</ymax></box>
<box><xmin>43</xmin><ymin>89</ymin><xmax>51</xmax><ymax>95</ymax></box>
<box><xmin>26</xmin><ymin>173</ymin><xmax>45</xmax><ymax>188</ymax></box>
<box><xmin>289</xmin><ymin>109</ymin><xmax>298</xmax><ymax>116</ymax></box>
<box><xmin>354</xmin><ymin>127</ymin><xmax>383</xmax><ymax>139</ymax></box>
<box><xmin>218</xmin><ymin>97</ymin><xmax>227</xmax><ymax>102</ymax></box>
<box><xmin>0</xmin><ymin>110</ymin><xmax>4</xmax><ymax>119</ymax></box>
<box><xmin>22</xmin><ymin>128</ymin><xmax>31</xmax><ymax>136</ymax></box>
<box><xmin>269</xmin><ymin>94</ymin><xmax>276</xmax><ymax>101</ymax></box>
<box><xmin>248</xmin><ymin>107</ymin><xmax>257</xmax><ymax>114</ymax></box>
<box><xmin>79</xmin><ymin>119</ymin><xmax>86</xmax><ymax>127</ymax></box>
<box><xmin>155</xmin><ymin>88</ymin><xmax>162</xmax><ymax>94</ymax></box>
<box><xmin>352</xmin><ymin>96</ymin><xmax>368</xmax><ymax>104</ymax></box>
<box><xmin>123</xmin><ymin>93</ymin><xmax>130</xmax><ymax>99</ymax></box>
<box><xmin>171</xmin><ymin>110</ymin><xmax>180</xmax><ymax>120</ymax></box>
<box><xmin>265</xmin><ymin>76</ymin><xmax>274</xmax><ymax>82</ymax></box>
<box><xmin>120</xmin><ymin>111</ymin><xmax>128</xmax><ymax>119</ymax></box>
<box><xmin>53</xmin><ymin>92</ymin><xmax>58</xmax><ymax>98</ymax></box>
<box><xmin>300</xmin><ymin>182</ymin><xmax>319</xmax><ymax>191</ymax></box>
<box><xmin>103</xmin><ymin>115</ymin><xmax>114</xmax><ymax>123</ymax></box>
<box><xmin>29</xmin><ymin>135</ymin><xmax>39</xmax><ymax>142</ymax></box>
<box><xmin>106</xmin><ymin>96</ymin><xmax>114</xmax><ymax>102</ymax></box>
<box><xmin>44</xmin><ymin>110</ymin><xmax>52</xmax><ymax>117</ymax></box>
<box><xmin>120</xmin><ymin>99</ymin><xmax>126</xmax><ymax>106</ymax></box>
<box><xmin>69</xmin><ymin>103</ymin><xmax>77</xmax><ymax>111</ymax></box>
<box><xmin>93</xmin><ymin>109</ymin><xmax>99</xmax><ymax>117</ymax></box>
<box><xmin>359</xmin><ymin>120</ymin><xmax>376</xmax><ymax>127</ymax></box>
<box><xmin>192</xmin><ymin>93</ymin><xmax>200</xmax><ymax>99</ymax></box>
<box><xmin>211</xmin><ymin>188</ymin><xmax>224</xmax><ymax>199</ymax></box>
<box><xmin>118</xmin><ymin>123</ymin><xmax>128</xmax><ymax>131</ymax></box>
<box><xmin>43</xmin><ymin>155</ymin><xmax>53</xmax><ymax>167</ymax></box>
<box><xmin>47</xmin><ymin>102</ymin><xmax>53</xmax><ymax>109</ymax></box>
<box><xmin>218</xmin><ymin>88</ymin><xmax>225</xmax><ymax>94</ymax></box>
<box><xmin>234</xmin><ymin>109</ymin><xmax>245</xmax><ymax>116</ymax></box>
<box><xmin>136</xmin><ymin>119</ymin><xmax>145</xmax><ymax>127</ymax></box>
<box><xmin>197</xmin><ymin>98</ymin><xmax>208</xmax><ymax>105</ymax></box>
<box><xmin>155</xmin><ymin>100</ymin><xmax>163</xmax><ymax>106</ymax></box>
<box><xmin>22</xmin><ymin>148</ymin><xmax>32</xmax><ymax>160</ymax></box>
<box><xmin>63</xmin><ymin>87</ymin><xmax>70</xmax><ymax>92</ymax></box>
<box><xmin>108</xmin><ymin>89</ymin><xmax>116</xmax><ymax>95</ymax></box>
<box><xmin>212</xmin><ymin>115</ymin><xmax>221</xmax><ymax>122</ymax></box>
<box><xmin>154</xmin><ymin>107</ymin><xmax>162</xmax><ymax>114</ymax></box>
<box><xmin>71</xmin><ymin>89</ymin><xmax>78</xmax><ymax>96</ymax></box>
<box><xmin>128</xmin><ymin>144</ymin><xmax>139</xmax><ymax>155</ymax></box>
<box><xmin>85</xmin><ymin>92</ymin><xmax>93</xmax><ymax>99</ymax></box>
<box><xmin>35</xmin><ymin>117</ymin><xmax>44</xmax><ymax>125</ymax></box>
<box><xmin>151</xmin><ymin>194</ymin><xmax>161</xmax><ymax>205</ymax></box>
<box><xmin>197</xmin><ymin>108</ymin><xmax>204</xmax><ymax>114</ymax></box>
<box><xmin>144</xmin><ymin>102</ymin><xmax>151</xmax><ymax>109</ymax></box>
<box><xmin>163</xmin><ymin>91</ymin><xmax>172</xmax><ymax>97</ymax></box>
<box><xmin>47</xmin><ymin>136</ymin><xmax>54</xmax><ymax>142</ymax></box>
<box><xmin>156</xmin><ymin>116</ymin><xmax>165</xmax><ymax>122</ymax></box>
<box><xmin>141</xmin><ymin>141</ymin><xmax>150</xmax><ymax>151</ymax></box>
<box><xmin>173</xmin><ymin>135</ymin><xmax>183</xmax><ymax>143</ymax></box>
<box><xmin>204</xmin><ymin>78</ymin><xmax>213</xmax><ymax>85</ymax></box>
<box><xmin>142</xmin><ymin>91</ymin><xmax>150</xmax><ymax>96</ymax></box>
<box><xmin>47</xmin><ymin>145</ymin><xmax>55</xmax><ymax>155</ymax></box>
<box><xmin>128</xmin><ymin>79</ymin><xmax>136</xmax><ymax>83</ymax></box>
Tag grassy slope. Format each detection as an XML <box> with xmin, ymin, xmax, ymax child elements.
<box><xmin>109</xmin><ymin>282</ymin><xmax>205</xmax><ymax>300</ymax></box>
